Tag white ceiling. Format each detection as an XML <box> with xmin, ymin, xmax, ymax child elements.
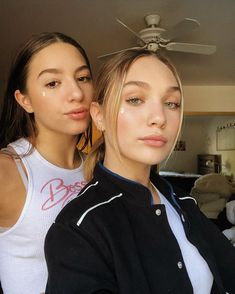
<box><xmin>0</xmin><ymin>0</ymin><xmax>235</xmax><ymax>87</ymax></box>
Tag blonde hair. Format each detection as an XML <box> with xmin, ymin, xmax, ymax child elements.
<box><xmin>84</xmin><ymin>49</ymin><xmax>184</xmax><ymax>181</ymax></box>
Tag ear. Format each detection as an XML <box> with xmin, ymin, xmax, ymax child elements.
<box><xmin>14</xmin><ymin>90</ymin><xmax>34</xmax><ymax>113</ymax></box>
<box><xmin>90</xmin><ymin>102</ymin><xmax>105</xmax><ymax>132</ymax></box>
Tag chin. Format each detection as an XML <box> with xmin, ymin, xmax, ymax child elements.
<box><xmin>119</xmin><ymin>148</ymin><xmax>170</xmax><ymax>167</ymax></box>
<box><xmin>72</xmin><ymin>123</ymin><xmax>90</xmax><ymax>134</ymax></box>
<box><xmin>129</xmin><ymin>157</ymin><xmax>166</xmax><ymax>167</ymax></box>
<box><xmin>139</xmin><ymin>152</ymin><xmax>169</xmax><ymax>166</ymax></box>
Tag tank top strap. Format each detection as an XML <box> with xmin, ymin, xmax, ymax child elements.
<box><xmin>14</xmin><ymin>158</ymin><xmax>28</xmax><ymax>188</ymax></box>
<box><xmin>1</xmin><ymin>145</ymin><xmax>28</xmax><ymax>188</ymax></box>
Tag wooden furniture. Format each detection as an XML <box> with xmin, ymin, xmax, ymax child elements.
<box><xmin>197</xmin><ymin>154</ymin><xmax>222</xmax><ymax>175</ymax></box>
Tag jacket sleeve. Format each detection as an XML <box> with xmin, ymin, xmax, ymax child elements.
<box><xmin>44</xmin><ymin>222</ymin><xmax>117</xmax><ymax>294</ymax></box>
<box><xmin>199</xmin><ymin>211</ymin><xmax>235</xmax><ymax>293</ymax></box>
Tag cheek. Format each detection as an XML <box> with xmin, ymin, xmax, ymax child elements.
<box><xmin>117</xmin><ymin>108</ymin><xmax>140</xmax><ymax>144</ymax></box>
<box><xmin>168</xmin><ymin>113</ymin><xmax>181</xmax><ymax>138</ymax></box>
<box><xmin>117</xmin><ymin>107</ymin><xmax>134</xmax><ymax>130</ymax></box>
<box><xmin>28</xmin><ymin>86</ymin><xmax>50</xmax><ymax>104</ymax></box>
<box><xmin>119</xmin><ymin>107</ymin><xmax>125</xmax><ymax>115</ymax></box>
<box><xmin>31</xmin><ymin>93</ymin><xmax>57</xmax><ymax>113</ymax></box>
<box><xmin>118</xmin><ymin>106</ymin><xmax>146</xmax><ymax>134</ymax></box>
<box><xmin>83</xmin><ymin>84</ymin><xmax>94</xmax><ymax>102</ymax></box>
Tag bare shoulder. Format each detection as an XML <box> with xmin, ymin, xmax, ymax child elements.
<box><xmin>0</xmin><ymin>152</ymin><xmax>17</xmax><ymax>184</ymax></box>
<box><xmin>0</xmin><ymin>152</ymin><xmax>26</xmax><ymax>227</ymax></box>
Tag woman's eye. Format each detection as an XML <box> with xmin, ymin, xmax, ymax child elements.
<box><xmin>77</xmin><ymin>75</ymin><xmax>92</xmax><ymax>83</ymax></box>
<box><xmin>164</xmin><ymin>101</ymin><xmax>181</xmax><ymax>109</ymax></box>
<box><xmin>126</xmin><ymin>97</ymin><xmax>143</xmax><ymax>105</ymax></box>
<box><xmin>46</xmin><ymin>81</ymin><xmax>60</xmax><ymax>89</ymax></box>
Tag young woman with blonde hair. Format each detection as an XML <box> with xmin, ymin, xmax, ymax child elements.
<box><xmin>45</xmin><ymin>49</ymin><xmax>235</xmax><ymax>294</ymax></box>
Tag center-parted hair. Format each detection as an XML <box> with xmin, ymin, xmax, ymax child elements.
<box><xmin>84</xmin><ymin>49</ymin><xmax>184</xmax><ymax>181</ymax></box>
<box><xmin>0</xmin><ymin>32</ymin><xmax>92</xmax><ymax>150</ymax></box>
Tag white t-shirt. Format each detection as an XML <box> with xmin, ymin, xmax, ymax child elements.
<box><xmin>156</xmin><ymin>187</ymin><xmax>214</xmax><ymax>294</ymax></box>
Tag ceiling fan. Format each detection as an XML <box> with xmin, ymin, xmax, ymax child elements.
<box><xmin>98</xmin><ymin>14</ymin><xmax>216</xmax><ymax>58</ymax></box>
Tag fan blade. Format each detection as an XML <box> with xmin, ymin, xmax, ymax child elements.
<box><xmin>165</xmin><ymin>42</ymin><xmax>216</xmax><ymax>55</ymax></box>
<box><xmin>98</xmin><ymin>46</ymin><xmax>146</xmax><ymax>59</ymax></box>
<box><xmin>161</xmin><ymin>18</ymin><xmax>200</xmax><ymax>41</ymax></box>
<box><xmin>116</xmin><ymin>18</ymin><xmax>146</xmax><ymax>44</ymax></box>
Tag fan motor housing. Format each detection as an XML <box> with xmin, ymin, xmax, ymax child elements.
<box><xmin>145</xmin><ymin>14</ymin><xmax>161</xmax><ymax>26</ymax></box>
<box><xmin>138</xmin><ymin>27</ymin><xmax>166</xmax><ymax>44</ymax></box>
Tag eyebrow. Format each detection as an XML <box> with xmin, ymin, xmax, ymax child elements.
<box><xmin>37</xmin><ymin>65</ymin><xmax>90</xmax><ymax>79</ymax></box>
<box><xmin>123</xmin><ymin>81</ymin><xmax>181</xmax><ymax>93</ymax></box>
<box><xmin>123</xmin><ymin>80</ymin><xmax>150</xmax><ymax>89</ymax></box>
<box><xmin>166</xmin><ymin>86</ymin><xmax>181</xmax><ymax>94</ymax></box>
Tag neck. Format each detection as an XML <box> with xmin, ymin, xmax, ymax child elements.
<box><xmin>148</xmin><ymin>182</ymin><xmax>160</xmax><ymax>204</ymax></box>
<box><xmin>33</xmin><ymin>133</ymin><xmax>81</xmax><ymax>169</ymax></box>
<box><xmin>103</xmin><ymin>155</ymin><xmax>160</xmax><ymax>204</ymax></box>
<box><xmin>103</xmin><ymin>155</ymin><xmax>151</xmax><ymax>188</ymax></box>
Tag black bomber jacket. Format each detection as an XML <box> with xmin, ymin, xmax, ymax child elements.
<box><xmin>45</xmin><ymin>163</ymin><xmax>235</xmax><ymax>294</ymax></box>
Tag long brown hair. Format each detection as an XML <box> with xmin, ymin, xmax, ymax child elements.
<box><xmin>84</xmin><ymin>49</ymin><xmax>184</xmax><ymax>181</ymax></box>
<box><xmin>0</xmin><ymin>32</ymin><xmax>92</xmax><ymax>150</ymax></box>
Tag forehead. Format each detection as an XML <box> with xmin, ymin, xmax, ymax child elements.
<box><xmin>125</xmin><ymin>56</ymin><xmax>178</xmax><ymax>87</ymax></box>
<box><xmin>28</xmin><ymin>42</ymin><xmax>86</xmax><ymax>73</ymax></box>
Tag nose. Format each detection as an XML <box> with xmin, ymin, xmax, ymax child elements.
<box><xmin>147</xmin><ymin>103</ymin><xmax>166</xmax><ymax>129</ymax></box>
<box><xmin>68</xmin><ymin>80</ymin><xmax>84</xmax><ymax>102</ymax></box>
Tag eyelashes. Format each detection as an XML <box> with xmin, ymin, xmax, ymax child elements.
<box><xmin>44</xmin><ymin>75</ymin><xmax>92</xmax><ymax>89</ymax></box>
<box><xmin>125</xmin><ymin>97</ymin><xmax>143</xmax><ymax>105</ymax></box>
<box><xmin>45</xmin><ymin>80</ymin><xmax>60</xmax><ymax>88</ymax></box>
<box><xmin>164</xmin><ymin>102</ymin><xmax>181</xmax><ymax>109</ymax></box>
<box><xmin>77</xmin><ymin>76</ymin><xmax>92</xmax><ymax>82</ymax></box>
<box><xmin>125</xmin><ymin>97</ymin><xmax>181</xmax><ymax>110</ymax></box>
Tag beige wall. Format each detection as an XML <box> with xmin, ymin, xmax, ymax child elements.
<box><xmin>183</xmin><ymin>85</ymin><xmax>235</xmax><ymax>113</ymax></box>
<box><xmin>161</xmin><ymin>116</ymin><xmax>235</xmax><ymax>180</ymax></box>
<box><xmin>161</xmin><ymin>85</ymin><xmax>235</xmax><ymax>179</ymax></box>
<box><xmin>204</xmin><ymin>116</ymin><xmax>235</xmax><ymax>177</ymax></box>
<box><xmin>161</xmin><ymin>117</ymin><xmax>206</xmax><ymax>173</ymax></box>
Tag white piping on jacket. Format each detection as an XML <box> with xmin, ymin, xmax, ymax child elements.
<box><xmin>179</xmin><ymin>196</ymin><xmax>197</xmax><ymax>205</ymax></box>
<box><xmin>77</xmin><ymin>193</ymin><xmax>123</xmax><ymax>226</ymax></box>
<box><xmin>78</xmin><ymin>181</ymin><xmax>99</xmax><ymax>197</ymax></box>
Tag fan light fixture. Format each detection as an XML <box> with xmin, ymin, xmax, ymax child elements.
<box><xmin>98</xmin><ymin>14</ymin><xmax>216</xmax><ymax>58</ymax></box>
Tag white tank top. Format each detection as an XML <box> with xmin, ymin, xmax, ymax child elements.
<box><xmin>0</xmin><ymin>138</ymin><xmax>86</xmax><ymax>294</ymax></box>
<box><xmin>157</xmin><ymin>188</ymin><xmax>213</xmax><ymax>294</ymax></box>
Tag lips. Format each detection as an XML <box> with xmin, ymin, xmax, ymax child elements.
<box><xmin>139</xmin><ymin>135</ymin><xmax>168</xmax><ymax>147</ymax></box>
<box><xmin>65</xmin><ymin>107</ymin><xmax>89</xmax><ymax>120</ymax></box>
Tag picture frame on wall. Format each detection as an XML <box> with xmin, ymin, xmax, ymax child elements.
<box><xmin>216</xmin><ymin>123</ymin><xmax>235</xmax><ymax>151</ymax></box>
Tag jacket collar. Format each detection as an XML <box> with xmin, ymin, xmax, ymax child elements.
<box><xmin>93</xmin><ymin>162</ymin><xmax>180</xmax><ymax>208</ymax></box>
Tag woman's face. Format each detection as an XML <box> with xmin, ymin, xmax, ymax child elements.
<box><xmin>18</xmin><ymin>42</ymin><xmax>93</xmax><ymax>138</ymax></box>
<box><xmin>104</xmin><ymin>56</ymin><xmax>181</xmax><ymax>172</ymax></box>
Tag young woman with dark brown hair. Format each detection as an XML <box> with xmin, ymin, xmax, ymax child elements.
<box><xmin>0</xmin><ymin>32</ymin><xmax>93</xmax><ymax>294</ymax></box>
